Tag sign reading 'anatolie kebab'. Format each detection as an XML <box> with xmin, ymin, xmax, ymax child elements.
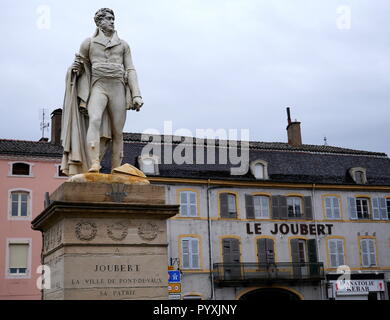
<box><xmin>246</xmin><ymin>223</ymin><xmax>334</xmax><ymax>235</ymax></box>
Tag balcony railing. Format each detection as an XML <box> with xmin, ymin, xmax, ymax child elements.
<box><xmin>213</xmin><ymin>262</ymin><xmax>324</xmax><ymax>286</ymax></box>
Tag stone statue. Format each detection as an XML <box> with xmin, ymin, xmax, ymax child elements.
<box><xmin>60</xmin><ymin>8</ymin><xmax>143</xmax><ymax>176</ymax></box>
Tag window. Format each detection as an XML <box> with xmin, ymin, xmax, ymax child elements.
<box><xmin>138</xmin><ymin>155</ymin><xmax>159</xmax><ymax>175</ymax></box>
<box><xmin>324</xmin><ymin>196</ymin><xmax>341</xmax><ymax>219</ymax></box>
<box><xmin>355</xmin><ymin>171</ymin><xmax>364</xmax><ymax>184</ymax></box>
<box><xmin>349</xmin><ymin>167</ymin><xmax>367</xmax><ymax>184</ymax></box>
<box><xmin>220</xmin><ymin>193</ymin><xmax>237</xmax><ymax>218</ymax></box>
<box><xmin>287</xmin><ymin>197</ymin><xmax>302</xmax><ymax>218</ymax></box>
<box><xmin>180</xmin><ymin>191</ymin><xmax>197</xmax><ymax>217</ymax></box>
<box><xmin>328</xmin><ymin>239</ymin><xmax>345</xmax><ymax>268</ymax></box>
<box><xmin>181</xmin><ymin>238</ymin><xmax>200</xmax><ymax>269</ymax></box>
<box><xmin>10</xmin><ymin>191</ymin><xmax>30</xmax><ymax>218</ymax></box>
<box><xmin>356</xmin><ymin>198</ymin><xmax>370</xmax><ymax>219</ymax></box>
<box><xmin>56</xmin><ymin>165</ymin><xmax>67</xmax><ymax>177</ymax></box>
<box><xmin>250</xmin><ymin>160</ymin><xmax>268</xmax><ymax>180</ymax></box>
<box><xmin>257</xmin><ymin>238</ymin><xmax>275</xmax><ymax>263</ymax></box>
<box><xmin>387</xmin><ymin>199</ymin><xmax>390</xmax><ymax>220</ymax></box>
<box><xmin>11</xmin><ymin>163</ymin><xmax>31</xmax><ymax>176</ymax></box>
<box><xmin>8</xmin><ymin>242</ymin><xmax>30</xmax><ymax>276</ymax></box>
<box><xmin>372</xmin><ymin>198</ymin><xmax>388</xmax><ymax>220</ymax></box>
<box><xmin>245</xmin><ymin>195</ymin><xmax>269</xmax><ymax>219</ymax></box>
<box><xmin>360</xmin><ymin>239</ymin><xmax>376</xmax><ymax>267</ymax></box>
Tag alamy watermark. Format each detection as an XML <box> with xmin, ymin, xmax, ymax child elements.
<box><xmin>140</xmin><ymin>121</ymin><xmax>250</xmax><ymax>175</ymax></box>
<box><xmin>337</xmin><ymin>5</ymin><xmax>352</xmax><ymax>30</ymax></box>
<box><xmin>36</xmin><ymin>5</ymin><xmax>51</xmax><ymax>30</ymax></box>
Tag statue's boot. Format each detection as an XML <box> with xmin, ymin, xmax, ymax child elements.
<box><xmin>88</xmin><ymin>143</ymin><xmax>101</xmax><ymax>173</ymax></box>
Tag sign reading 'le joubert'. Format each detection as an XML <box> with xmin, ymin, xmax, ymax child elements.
<box><xmin>246</xmin><ymin>223</ymin><xmax>334</xmax><ymax>235</ymax></box>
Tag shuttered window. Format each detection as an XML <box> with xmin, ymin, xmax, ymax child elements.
<box><xmin>324</xmin><ymin>197</ymin><xmax>341</xmax><ymax>219</ymax></box>
<box><xmin>328</xmin><ymin>239</ymin><xmax>345</xmax><ymax>267</ymax></box>
<box><xmin>245</xmin><ymin>195</ymin><xmax>269</xmax><ymax>219</ymax></box>
<box><xmin>182</xmin><ymin>238</ymin><xmax>200</xmax><ymax>269</ymax></box>
<box><xmin>180</xmin><ymin>191</ymin><xmax>197</xmax><ymax>217</ymax></box>
<box><xmin>372</xmin><ymin>198</ymin><xmax>388</xmax><ymax>220</ymax></box>
<box><xmin>220</xmin><ymin>193</ymin><xmax>237</xmax><ymax>218</ymax></box>
<box><xmin>8</xmin><ymin>243</ymin><xmax>29</xmax><ymax>275</ymax></box>
<box><xmin>257</xmin><ymin>238</ymin><xmax>275</xmax><ymax>263</ymax></box>
<box><xmin>360</xmin><ymin>239</ymin><xmax>376</xmax><ymax>267</ymax></box>
<box><xmin>11</xmin><ymin>191</ymin><xmax>30</xmax><ymax>217</ymax></box>
<box><xmin>222</xmin><ymin>238</ymin><xmax>240</xmax><ymax>263</ymax></box>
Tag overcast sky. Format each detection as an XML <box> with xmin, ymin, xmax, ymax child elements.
<box><xmin>1</xmin><ymin>0</ymin><xmax>390</xmax><ymax>155</ymax></box>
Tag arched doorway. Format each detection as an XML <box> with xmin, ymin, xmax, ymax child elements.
<box><xmin>239</xmin><ymin>288</ymin><xmax>301</xmax><ymax>301</ymax></box>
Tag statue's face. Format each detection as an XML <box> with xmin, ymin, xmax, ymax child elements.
<box><xmin>99</xmin><ymin>12</ymin><xmax>115</xmax><ymax>33</ymax></box>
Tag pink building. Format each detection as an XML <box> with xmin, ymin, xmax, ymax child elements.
<box><xmin>0</xmin><ymin>111</ymin><xmax>64</xmax><ymax>299</ymax></box>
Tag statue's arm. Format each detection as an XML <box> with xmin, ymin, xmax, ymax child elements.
<box><xmin>123</xmin><ymin>42</ymin><xmax>142</xmax><ymax>101</ymax></box>
<box><xmin>72</xmin><ymin>38</ymin><xmax>91</xmax><ymax>74</ymax></box>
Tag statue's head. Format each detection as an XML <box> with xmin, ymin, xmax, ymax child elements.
<box><xmin>94</xmin><ymin>8</ymin><xmax>115</xmax><ymax>33</ymax></box>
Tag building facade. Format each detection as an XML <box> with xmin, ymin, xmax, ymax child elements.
<box><xmin>0</xmin><ymin>110</ymin><xmax>389</xmax><ymax>300</ymax></box>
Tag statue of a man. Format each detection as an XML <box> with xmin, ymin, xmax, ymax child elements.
<box><xmin>60</xmin><ymin>8</ymin><xmax>143</xmax><ymax>175</ymax></box>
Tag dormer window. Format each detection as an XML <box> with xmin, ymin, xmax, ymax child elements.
<box><xmin>349</xmin><ymin>167</ymin><xmax>367</xmax><ymax>184</ymax></box>
<box><xmin>250</xmin><ymin>160</ymin><xmax>269</xmax><ymax>180</ymax></box>
<box><xmin>138</xmin><ymin>155</ymin><xmax>159</xmax><ymax>175</ymax></box>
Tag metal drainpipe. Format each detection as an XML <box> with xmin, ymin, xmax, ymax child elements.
<box><xmin>311</xmin><ymin>183</ymin><xmax>324</xmax><ymax>300</ymax></box>
<box><xmin>206</xmin><ymin>180</ymin><xmax>215</xmax><ymax>300</ymax></box>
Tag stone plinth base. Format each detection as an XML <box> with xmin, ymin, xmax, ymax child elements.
<box><xmin>32</xmin><ymin>182</ymin><xmax>178</xmax><ymax>300</ymax></box>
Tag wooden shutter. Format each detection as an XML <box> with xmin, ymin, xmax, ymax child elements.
<box><xmin>266</xmin><ymin>239</ymin><xmax>275</xmax><ymax>263</ymax></box>
<box><xmin>337</xmin><ymin>239</ymin><xmax>344</xmax><ymax>266</ymax></box>
<box><xmin>223</xmin><ymin>238</ymin><xmax>240</xmax><ymax>263</ymax></box>
<box><xmin>329</xmin><ymin>240</ymin><xmax>337</xmax><ymax>267</ymax></box>
<box><xmin>191</xmin><ymin>238</ymin><xmax>199</xmax><ymax>268</ymax></box>
<box><xmin>361</xmin><ymin>239</ymin><xmax>369</xmax><ymax>266</ymax></box>
<box><xmin>245</xmin><ymin>195</ymin><xmax>255</xmax><ymax>219</ymax></box>
<box><xmin>257</xmin><ymin>238</ymin><xmax>267</xmax><ymax>263</ymax></box>
<box><xmin>325</xmin><ymin>197</ymin><xmax>333</xmax><ymax>219</ymax></box>
<box><xmin>304</xmin><ymin>196</ymin><xmax>313</xmax><ymax>220</ymax></box>
<box><xmin>290</xmin><ymin>239</ymin><xmax>299</xmax><ymax>263</ymax></box>
<box><xmin>279</xmin><ymin>196</ymin><xmax>288</xmax><ymax>219</ymax></box>
<box><xmin>182</xmin><ymin>239</ymin><xmax>190</xmax><ymax>268</ymax></box>
<box><xmin>348</xmin><ymin>197</ymin><xmax>358</xmax><ymax>220</ymax></box>
<box><xmin>272</xmin><ymin>196</ymin><xmax>280</xmax><ymax>219</ymax></box>
<box><xmin>333</xmin><ymin>197</ymin><xmax>341</xmax><ymax>219</ymax></box>
<box><xmin>368</xmin><ymin>239</ymin><xmax>376</xmax><ymax>266</ymax></box>
<box><xmin>180</xmin><ymin>192</ymin><xmax>188</xmax><ymax>216</ymax></box>
<box><xmin>379</xmin><ymin>198</ymin><xmax>388</xmax><ymax>220</ymax></box>
<box><xmin>307</xmin><ymin>239</ymin><xmax>318</xmax><ymax>263</ymax></box>
<box><xmin>372</xmin><ymin>198</ymin><xmax>380</xmax><ymax>220</ymax></box>
<box><xmin>220</xmin><ymin>193</ymin><xmax>229</xmax><ymax>218</ymax></box>
<box><xmin>189</xmin><ymin>192</ymin><xmax>197</xmax><ymax>217</ymax></box>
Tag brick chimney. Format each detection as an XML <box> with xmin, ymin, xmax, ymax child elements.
<box><xmin>50</xmin><ymin>108</ymin><xmax>62</xmax><ymax>145</ymax></box>
<box><xmin>286</xmin><ymin>107</ymin><xmax>302</xmax><ymax>147</ymax></box>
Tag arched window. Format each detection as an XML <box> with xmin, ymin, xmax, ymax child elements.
<box><xmin>11</xmin><ymin>163</ymin><xmax>31</xmax><ymax>176</ymax></box>
<box><xmin>138</xmin><ymin>155</ymin><xmax>159</xmax><ymax>175</ymax></box>
<box><xmin>349</xmin><ymin>167</ymin><xmax>367</xmax><ymax>184</ymax></box>
<box><xmin>250</xmin><ymin>160</ymin><xmax>269</xmax><ymax>180</ymax></box>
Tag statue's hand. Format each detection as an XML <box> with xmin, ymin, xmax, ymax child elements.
<box><xmin>71</xmin><ymin>60</ymin><xmax>84</xmax><ymax>76</ymax></box>
<box><xmin>132</xmin><ymin>97</ymin><xmax>144</xmax><ymax>112</ymax></box>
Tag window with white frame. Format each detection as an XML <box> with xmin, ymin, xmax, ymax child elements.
<box><xmin>253</xmin><ymin>196</ymin><xmax>270</xmax><ymax>218</ymax></box>
<box><xmin>250</xmin><ymin>160</ymin><xmax>268</xmax><ymax>180</ymax></box>
<box><xmin>360</xmin><ymin>239</ymin><xmax>376</xmax><ymax>267</ymax></box>
<box><xmin>356</xmin><ymin>198</ymin><xmax>370</xmax><ymax>219</ymax></box>
<box><xmin>138</xmin><ymin>155</ymin><xmax>159</xmax><ymax>175</ymax></box>
<box><xmin>11</xmin><ymin>162</ymin><xmax>31</xmax><ymax>176</ymax></box>
<box><xmin>181</xmin><ymin>237</ymin><xmax>200</xmax><ymax>269</ymax></box>
<box><xmin>8</xmin><ymin>242</ymin><xmax>30</xmax><ymax>276</ymax></box>
<box><xmin>287</xmin><ymin>197</ymin><xmax>302</xmax><ymax>218</ymax></box>
<box><xmin>328</xmin><ymin>239</ymin><xmax>345</xmax><ymax>267</ymax></box>
<box><xmin>180</xmin><ymin>191</ymin><xmax>197</xmax><ymax>217</ymax></box>
<box><xmin>324</xmin><ymin>196</ymin><xmax>341</xmax><ymax>219</ymax></box>
<box><xmin>10</xmin><ymin>191</ymin><xmax>30</xmax><ymax>218</ymax></box>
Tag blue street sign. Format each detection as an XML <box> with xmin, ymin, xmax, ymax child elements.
<box><xmin>168</xmin><ymin>271</ymin><xmax>181</xmax><ymax>283</ymax></box>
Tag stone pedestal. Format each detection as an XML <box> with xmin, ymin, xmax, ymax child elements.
<box><xmin>31</xmin><ymin>182</ymin><xmax>178</xmax><ymax>300</ymax></box>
